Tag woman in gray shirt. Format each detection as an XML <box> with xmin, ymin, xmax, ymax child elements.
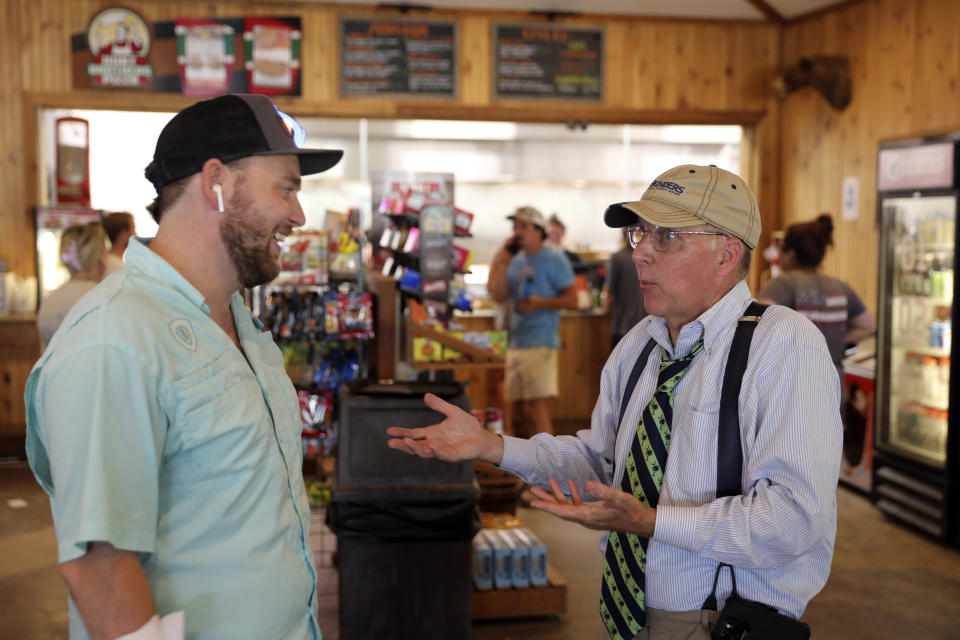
<box><xmin>758</xmin><ymin>213</ymin><xmax>875</xmax><ymax>382</ymax></box>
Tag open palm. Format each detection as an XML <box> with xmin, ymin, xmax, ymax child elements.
<box><xmin>386</xmin><ymin>393</ymin><xmax>503</xmax><ymax>464</ymax></box>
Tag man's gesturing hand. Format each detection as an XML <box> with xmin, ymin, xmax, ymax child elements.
<box><xmin>386</xmin><ymin>392</ymin><xmax>505</xmax><ymax>465</ymax></box>
<box><xmin>529</xmin><ymin>479</ymin><xmax>657</xmax><ymax>538</ymax></box>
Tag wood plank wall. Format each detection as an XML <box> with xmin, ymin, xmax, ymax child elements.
<box><xmin>780</xmin><ymin>0</ymin><xmax>960</xmax><ymax>314</ymax></box>
<box><xmin>0</xmin><ymin>0</ymin><xmax>781</xmax><ymax>282</ymax></box>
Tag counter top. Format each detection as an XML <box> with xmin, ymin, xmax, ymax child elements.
<box><xmin>457</xmin><ymin>308</ymin><xmax>608</xmax><ymax>319</ymax></box>
<box><xmin>0</xmin><ymin>312</ymin><xmax>37</xmax><ymax>323</ymax></box>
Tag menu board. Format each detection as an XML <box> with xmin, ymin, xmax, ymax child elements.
<box><xmin>494</xmin><ymin>24</ymin><xmax>603</xmax><ymax>100</ymax></box>
<box><xmin>340</xmin><ymin>18</ymin><xmax>456</xmax><ymax>97</ymax></box>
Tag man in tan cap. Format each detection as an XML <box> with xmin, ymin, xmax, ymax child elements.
<box><xmin>487</xmin><ymin>205</ymin><xmax>578</xmax><ymax>437</ymax></box>
<box><xmin>388</xmin><ymin>165</ymin><xmax>841</xmax><ymax>640</ymax></box>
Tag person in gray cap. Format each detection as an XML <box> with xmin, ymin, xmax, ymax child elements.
<box><xmin>486</xmin><ymin>205</ymin><xmax>578</xmax><ymax>437</ymax></box>
<box><xmin>388</xmin><ymin>165</ymin><xmax>840</xmax><ymax>640</ymax></box>
<box><xmin>25</xmin><ymin>94</ymin><xmax>342</xmax><ymax>640</ymax></box>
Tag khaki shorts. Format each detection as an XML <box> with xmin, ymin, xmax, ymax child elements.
<box><xmin>504</xmin><ymin>347</ymin><xmax>558</xmax><ymax>401</ymax></box>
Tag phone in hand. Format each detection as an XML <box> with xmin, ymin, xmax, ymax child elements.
<box><xmin>506</xmin><ymin>237</ymin><xmax>521</xmax><ymax>254</ymax></box>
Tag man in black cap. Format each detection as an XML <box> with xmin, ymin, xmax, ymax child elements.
<box><xmin>25</xmin><ymin>94</ymin><xmax>342</xmax><ymax>640</ymax></box>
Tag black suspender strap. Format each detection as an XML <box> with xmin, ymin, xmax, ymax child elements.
<box><xmin>618</xmin><ymin>338</ymin><xmax>658</xmax><ymax>429</ymax></box>
<box><xmin>716</xmin><ymin>301</ymin><xmax>768</xmax><ymax>499</ymax></box>
<box><xmin>703</xmin><ymin>301</ymin><xmax>768</xmax><ymax>611</ymax></box>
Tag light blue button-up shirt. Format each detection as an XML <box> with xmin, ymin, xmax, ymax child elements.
<box><xmin>26</xmin><ymin>239</ymin><xmax>321</xmax><ymax>640</ymax></box>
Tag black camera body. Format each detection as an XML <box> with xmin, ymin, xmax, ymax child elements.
<box><xmin>711</xmin><ymin>596</ymin><xmax>810</xmax><ymax>640</ymax></box>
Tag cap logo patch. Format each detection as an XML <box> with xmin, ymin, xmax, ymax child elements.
<box><xmin>169</xmin><ymin>318</ymin><xmax>197</xmax><ymax>351</ymax></box>
<box><xmin>649</xmin><ymin>180</ymin><xmax>684</xmax><ymax>196</ymax></box>
<box><xmin>274</xmin><ymin>106</ymin><xmax>306</xmax><ymax>147</ymax></box>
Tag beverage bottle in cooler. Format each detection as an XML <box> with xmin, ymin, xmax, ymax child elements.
<box><xmin>939</xmin><ymin>357</ymin><xmax>950</xmax><ymax>407</ymax></box>
<box><xmin>922</xmin><ymin>356</ymin><xmax>938</xmax><ymax>404</ymax></box>
<box><xmin>930</xmin><ymin>257</ymin><xmax>943</xmax><ymax>298</ymax></box>
<box><xmin>929</xmin><ymin>321</ymin><xmax>942</xmax><ymax>348</ymax></box>
<box><xmin>921</xmin><ymin>256</ymin><xmax>932</xmax><ymax>296</ymax></box>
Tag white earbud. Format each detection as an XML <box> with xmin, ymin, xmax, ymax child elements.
<box><xmin>212</xmin><ymin>184</ymin><xmax>224</xmax><ymax>214</ymax></box>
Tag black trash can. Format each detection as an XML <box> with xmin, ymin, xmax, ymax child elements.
<box><xmin>329</xmin><ymin>380</ymin><xmax>480</xmax><ymax>640</ymax></box>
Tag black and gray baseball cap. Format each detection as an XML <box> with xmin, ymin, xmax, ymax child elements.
<box><xmin>144</xmin><ymin>93</ymin><xmax>343</xmax><ymax>191</ymax></box>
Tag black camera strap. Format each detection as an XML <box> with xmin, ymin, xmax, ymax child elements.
<box><xmin>703</xmin><ymin>563</ymin><xmax>739</xmax><ymax>610</ymax></box>
<box><xmin>701</xmin><ymin>301</ymin><xmax>767</xmax><ymax>610</ymax></box>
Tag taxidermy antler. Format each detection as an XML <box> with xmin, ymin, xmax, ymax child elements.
<box><xmin>774</xmin><ymin>55</ymin><xmax>852</xmax><ymax>111</ymax></box>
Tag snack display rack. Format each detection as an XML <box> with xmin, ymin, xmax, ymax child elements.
<box><xmin>377</xmin><ymin>185</ymin><xmax>476</xmax><ymax>322</ymax></box>
<box><xmin>251</xmin><ymin>215</ymin><xmax>373</xmax><ymax>479</ymax></box>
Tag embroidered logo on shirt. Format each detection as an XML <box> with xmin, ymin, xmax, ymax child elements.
<box><xmin>169</xmin><ymin>318</ymin><xmax>197</xmax><ymax>351</ymax></box>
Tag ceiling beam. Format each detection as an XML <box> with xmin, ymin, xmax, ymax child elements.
<box><xmin>745</xmin><ymin>0</ymin><xmax>784</xmax><ymax>22</ymax></box>
<box><xmin>786</xmin><ymin>0</ymin><xmax>868</xmax><ymax>25</ymax></box>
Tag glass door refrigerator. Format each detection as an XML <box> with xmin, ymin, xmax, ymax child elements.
<box><xmin>874</xmin><ymin>136</ymin><xmax>960</xmax><ymax>544</ymax></box>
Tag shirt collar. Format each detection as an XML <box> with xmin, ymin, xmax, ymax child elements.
<box><xmin>125</xmin><ymin>238</ymin><xmax>211</xmax><ymax>315</ymax></box>
<box><xmin>697</xmin><ymin>279</ymin><xmax>753</xmax><ymax>348</ymax></box>
<box><xmin>646</xmin><ymin>279</ymin><xmax>753</xmax><ymax>357</ymax></box>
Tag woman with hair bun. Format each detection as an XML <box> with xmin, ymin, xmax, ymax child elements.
<box><xmin>758</xmin><ymin>213</ymin><xmax>875</xmax><ymax>388</ymax></box>
<box><xmin>36</xmin><ymin>222</ymin><xmax>108</xmax><ymax>347</ymax></box>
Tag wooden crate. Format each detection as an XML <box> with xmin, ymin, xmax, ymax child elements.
<box><xmin>471</xmin><ymin>565</ymin><xmax>566</xmax><ymax>620</ymax></box>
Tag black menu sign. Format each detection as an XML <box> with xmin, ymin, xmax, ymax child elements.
<box><xmin>340</xmin><ymin>18</ymin><xmax>456</xmax><ymax>97</ymax></box>
<box><xmin>494</xmin><ymin>23</ymin><xmax>603</xmax><ymax>100</ymax></box>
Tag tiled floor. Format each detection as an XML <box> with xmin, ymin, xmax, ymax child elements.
<box><xmin>4</xmin><ymin>459</ymin><xmax>960</xmax><ymax>639</ymax></box>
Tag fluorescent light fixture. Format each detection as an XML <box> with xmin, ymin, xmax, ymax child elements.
<box><xmin>659</xmin><ymin>125</ymin><xmax>741</xmax><ymax>144</ymax></box>
<box><xmin>406</xmin><ymin>120</ymin><xmax>518</xmax><ymax>140</ymax></box>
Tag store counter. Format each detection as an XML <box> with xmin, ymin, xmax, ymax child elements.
<box><xmin>450</xmin><ymin>308</ymin><xmax>611</xmax><ymax>433</ymax></box>
<box><xmin>0</xmin><ymin>313</ymin><xmax>41</xmax><ymax>457</ymax></box>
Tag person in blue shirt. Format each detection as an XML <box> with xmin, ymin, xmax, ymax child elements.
<box><xmin>487</xmin><ymin>206</ymin><xmax>577</xmax><ymax>437</ymax></box>
<box><xmin>25</xmin><ymin>94</ymin><xmax>342</xmax><ymax>640</ymax></box>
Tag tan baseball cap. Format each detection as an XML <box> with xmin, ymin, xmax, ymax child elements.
<box><xmin>603</xmin><ymin>164</ymin><xmax>761</xmax><ymax>249</ymax></box>
<box><xmin>507</xmin><ymin>205</ymin><xmax>547</xmax><ymax>231</ymax></box>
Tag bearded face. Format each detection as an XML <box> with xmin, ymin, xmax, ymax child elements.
<box><xmin>219</xmin><ymin>178</ymin><xmax>282</xmax><ymax>288</ymax></box>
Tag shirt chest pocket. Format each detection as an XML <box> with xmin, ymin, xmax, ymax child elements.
<box><xmin>166</xmin><ymin>355</ymin><xmax>275</xmax><ymax>482</ymax></box>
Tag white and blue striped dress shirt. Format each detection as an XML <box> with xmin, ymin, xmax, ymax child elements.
<box><xmin>500</xmin><ymin>279</ymin><xmax>842</xmax><ymax>618</ymax></box>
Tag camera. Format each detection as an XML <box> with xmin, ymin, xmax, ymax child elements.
<box><xmin>712</xmin><ymin>598</ymin><xmax>809</xmax><ymax>640</ymax></box>
<box><xmin>713</xmin><ymin>618</ymin><xmax>750</xmax><ymax>640</ymax></box>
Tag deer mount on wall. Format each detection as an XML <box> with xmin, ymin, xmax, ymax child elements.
<box><xmin>774</xmin><ymin>55</ymin><xmax>852</xmax><ymax>111</ymax></box>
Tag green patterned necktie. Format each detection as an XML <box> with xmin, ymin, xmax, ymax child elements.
<box><xmin>600</xmin><ymin>336</ymin><xmax>704</xmax><ymax>640</ymax></box>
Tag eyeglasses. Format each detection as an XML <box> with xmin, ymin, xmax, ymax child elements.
<box><xmin>627</xmin><ymin>224</ymin><xmax>729</xmax><ymax>252</ymax></box>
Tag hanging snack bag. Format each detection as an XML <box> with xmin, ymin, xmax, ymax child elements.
<box><xmin>340</xmin><ymin>292</ymin><xmax>375</xmax><ymax>339</ymax></box>
<box><xmin>323</xmin><ymin>291</ymin><xmax>341</xmax><ymax>339</ymax></box>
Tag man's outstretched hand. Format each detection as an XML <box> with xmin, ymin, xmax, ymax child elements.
<box><xmin>529</xmin><ymin>478</ymin><xmax>656</xmax><ymax>538</ymax></box>
<box><xmin>386</xmin><ymin>393</ymin><xmax>505</xmax><ymax>465</ymax></box>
